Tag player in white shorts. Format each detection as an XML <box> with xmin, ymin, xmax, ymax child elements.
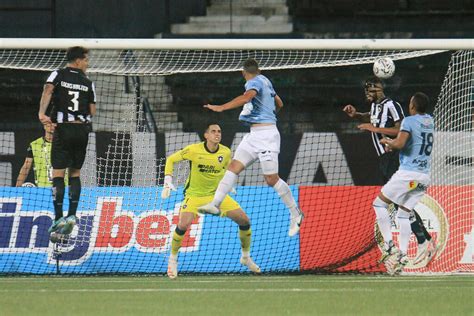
<box><xmin>198</xmin><ymin>58</ymin><xmax>304</xmax><ymax>237</ymax></box>
<box><xmin>375</xmin><ymin>92</ymin><xmax>435</xmax><ymax>274</ymax></box>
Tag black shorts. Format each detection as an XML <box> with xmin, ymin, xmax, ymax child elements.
<box><xmin>379</xmin><ymin>150</ymin><xmax>400</xmax><ymax>184</ymax></box>
<box><xmin>51</xmin><ymin>123</ymin><xmax>91</xmax><ymax>170</ymax></box>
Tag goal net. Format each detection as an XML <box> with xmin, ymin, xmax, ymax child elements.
<box><xmin>0</xmin><ymin>39</ymin><xmax>472</xmax><ymax>274</ymax></box>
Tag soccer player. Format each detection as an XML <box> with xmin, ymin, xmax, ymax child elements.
<box><xmin>38</xmin><ymin>46</ymin><xmax>96</xmax><ymax>236</ymax></box>
<box><xmin>343</xmin><ymin>77</ymin><xmax>436</xmax><ymax>264</ymax></box>
<box><xmin>198</xmin><ymin>58</ymin><xmax>304</xmax><ymax>237</ymax></box>
<box><xmin>16</xmin><ymin>123</ymin><xmax>56</xmax><ymax>187</ymax></box>
<box><xmin>375</xmin><ymin>92</ymin><xmax>434</xmax><ymax>273</ymax></box>
<box><xmin>163</xmin><ymin>123</ymin><xmax>260</xmax><ymax>279</ymax></box>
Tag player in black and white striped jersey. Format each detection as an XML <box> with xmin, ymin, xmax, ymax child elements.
<box><xmin>38</xmin><ymin>46</ymin><xmax>96</xmax><ymax>238</ymax></box>
<box><xmin>343</xmin><ymin>77</ymin><xmax>436</xmax><ymax>265</ymax></box>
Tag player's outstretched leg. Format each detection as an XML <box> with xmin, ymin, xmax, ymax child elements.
<box><xmin>270</xmin><ymin>178</ymin><xmax>304</xmax><ymax>237</ymax></box>
<box><xmin>199</xmin><ymin>171</ymin><xmax>239</xmax><ymax>215</ymax></box>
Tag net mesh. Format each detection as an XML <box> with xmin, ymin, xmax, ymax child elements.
<box><xmin>0</xmin><ymin>46</ymin><xmax>472</xmax><ymax>274</ymax></box>
<box><xmin>0</xmin><ymin>49</ymin><xmax>443</xmax><ymax>74</ymax></box>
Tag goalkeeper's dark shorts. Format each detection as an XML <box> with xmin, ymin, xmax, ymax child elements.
<box><xmin>51</xmin><ymin>123</ymin><xmax>91</xmax><ymax>170</ymax></box>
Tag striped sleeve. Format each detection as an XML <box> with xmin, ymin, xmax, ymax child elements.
<box><xmin>46</xmin><ymin>70</ymin><xmax>59</xmax><ymax>84</ymax></box>
<box><xmin>90</xmin><ymin>82</ymin><xmax>97</xmax><ymax>104</ymax></box>
<box><xmin>388</xmin><ymin>101</ymin><xmax>405</xmax><ymax>122</ymax></box>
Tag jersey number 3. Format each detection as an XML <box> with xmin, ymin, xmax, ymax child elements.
<box><xmin>68</xmin><ymin>91</ymin><xmax>79</xmax><ymax>111</ymax></box>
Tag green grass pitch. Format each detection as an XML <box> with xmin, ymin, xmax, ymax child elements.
<box><xmin>1</xmin><ymin>275</ymin><xmax>472</xmax><ymax>315</ymax></box>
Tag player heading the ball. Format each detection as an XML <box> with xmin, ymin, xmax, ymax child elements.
<box><xmin>198</xmin><ymin>58</ymin><xmax>304</xmax><ymax>237</ymax></box>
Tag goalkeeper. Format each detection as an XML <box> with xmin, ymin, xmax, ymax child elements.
<box><xmin>162</xmin><ymin>123</ymin><xmax>260</xmax><ymax>279</ymax></box>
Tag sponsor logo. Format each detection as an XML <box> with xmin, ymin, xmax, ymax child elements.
<box><xmin>0</xmin><ymin>197</ymin><xmax>204</xmax><ymax>266</ymax></box>
<box><xmin>408</xmin><ymin>180</ymin><xmax>428</xmax><ymax>192</ymax></box>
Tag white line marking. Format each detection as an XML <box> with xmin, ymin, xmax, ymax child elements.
<box><xmin>1</xmin><ymin>277</ymin><xmax>471</xmax><ymax>284</ymax></box>
<box><xmin>0</xmin><ymin>287</ymin><xmax>470</xmax><ymax>293</ymax></box>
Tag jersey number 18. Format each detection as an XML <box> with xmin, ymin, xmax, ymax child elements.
<box><xmin>419</xmin><ymin>132</ymin><xmax>433</xmax><ymax>156</ymax></box>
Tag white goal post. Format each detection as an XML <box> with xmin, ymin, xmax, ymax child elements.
<box><xmin>0</xmin><ymin>38</ymin><xmax>473</xmax><ymax>50</ymax></box>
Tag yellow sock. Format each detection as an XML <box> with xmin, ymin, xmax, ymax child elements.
<box><xmin>171</xmin><ymin>230</ymin><xmax>185</xmax><ymax>256</ymax></box>
<box><xmin>239</xmin><ymin>227</ymin><xmax>252</xmax><ymax>254</ymax></box>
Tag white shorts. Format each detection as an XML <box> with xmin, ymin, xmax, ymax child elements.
<box><xmin>234</xmin><ymin>125</ymin><xmax>280</xmax><ymax>174</ymax></box>
<box><xmin>381</xmin><ymin>169</ymin><xmax>430</xmax><ymax>210</ymax></box>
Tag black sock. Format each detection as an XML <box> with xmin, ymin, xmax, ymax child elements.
<box><xmin>410</xmin><ymin>210</ymin><xmax>428</xmax><ymax>244</ymax></box>
<box><xmin>52</xmin><ymin>177</ymin><xmax>65</xmax><ymax>221</ymax></box>
<box><xmin>175</xmin><ymin>227</ymin><xmax>186</xmax><ymax>236</ymax></box>
<box><xmin>414</xmin><ymin>210</ymin><xmax>432</xmax><ymax>241</ymax></box>
<box><xmin>68</xmin><ymin>177</ymin><xmax>81</xmax><ymax>217</ymax></box>
<box><xmin>239</xmin><ymin>224</ymin><xmax>250</xmax><ymax>231</ymax></box>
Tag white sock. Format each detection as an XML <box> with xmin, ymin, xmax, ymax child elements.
<box><xmin>212</xmin><ymin>170</ymin><xmax>237</xmax><ymax>207</ymax></box>
<box><xmin>273</xmin><ymin>179</ymin><xmax>300</xmax><ymax>218</ymax></box>
<box><xmin>373</xmin><ymin>197</ymin><xmax>393</xmax><ymax>246</ymax></box>
<box><xmin>397</xmin><ymin>210</ymin><xmax>411</xmax><ymax>254</ymax></box>
<box><xmin>241</xmin><ymin>250</ymin><xmax>250</xmax><ymax>259</ymax></box>
<box><xmin>170</xmin><ymin>253</ymin><xmax>177</xmax><ymax>261</ymax></box>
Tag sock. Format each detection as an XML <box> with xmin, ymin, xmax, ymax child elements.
<box><xmin>68</xmin><ymin>177</ymin><xmax>81</xmax><ymax>217</ymax></box>
<box><xmin>52</xmin><ymin>177</ymin><xmax>65</xmax><ymax>221</ymax></box>
<box><xmin>373</xmin><ymin>197</ymin><xmax>393</xmax><ymax>246</ymax></box>
<box><xmin>397</xmin><ymin>210</ymin><xmax>411</xmax><ymax>254</ymax></box>
<box><xmin>212</xmin><ymin>170</ymin><xmax>237</xmax><ymax>207</ymax></box>
<box><xmin>239</xmin><ymin>225</ymin><xmax>252</xmax><ymax>256</ymax></box>
<box><xmin>410</xmin><ymin>209</ymin><xmax>427</xmax><ymax>244</ymax></box>
<box><xmin>171</xmin><ymin>227</ymin><xmax>186</xmax><ymax>256</ymax></box>
<box><xmin>414</xmin><ymin>210</ymin><xmax>431</xmax><ymax>241</ymax></box>
<box><xmin>273</xmin><ymin>179</ymin><xmax>300</xmax><ymax>218</ymax></box>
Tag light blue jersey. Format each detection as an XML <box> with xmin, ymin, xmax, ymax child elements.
<box><xmin>399</xmin><ymin>114</ymin><xmax>434</xmax><ymax>174</ymax></box>
<box><xmin>239</xmin><ymin>74</ymin><xmax>277</xmax><ymax>124</ymax></box>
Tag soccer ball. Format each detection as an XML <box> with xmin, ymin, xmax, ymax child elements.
<box><xmin>373</xmin><ymin>57</ymin><xmax>395</xmax><ymax>79</ymax></box>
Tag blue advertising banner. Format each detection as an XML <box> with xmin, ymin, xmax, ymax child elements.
<box><xmin>0</xmin><ymin>186</ymin><xmax>299</xmax><ymax>274</ymax></box>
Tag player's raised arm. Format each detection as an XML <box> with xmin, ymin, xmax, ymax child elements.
<box><xmin>204</xmin><ymin>89</ymin><xmax>257</xmax><ymax>112</ymax></box>
<box><xmin>343</xmin><ymin>104</ymin><xmax>370</xmax><ymax>122</ymax></box>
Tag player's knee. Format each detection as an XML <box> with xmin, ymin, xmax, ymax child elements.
<box><xmin>239</xmin><ymin>213</ymin><xmax>250</xmax><ymax>226</ymax></box>
<box><xmin>373</xmin><ymin>196</ymin><xmax>389</xmax><ymax>208</ymax></box>
<box><xmin>264</xmin><ymin>174</ymin><xmax>279</xmax><ymax>186</ymax></box>
<box><xmin>69</xmin><ymin>168</ymin><xmax>81</xmax><ymax>177</ymax></box>
<box><xmin>228</xmin><ymin>160</ymin><xmax>245</xmax><ymax>174</ymax></box>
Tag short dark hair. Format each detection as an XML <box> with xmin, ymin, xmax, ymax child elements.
<box><xmin>412</xmin><ymin>92</ymin><xmax>430</xmax><ymax>113</ymax></box>
<box><xmin>243</xmin><ymin>58</ymin><xmax>259</xmax><ymax>74</ymax></box>
<box><xmin>365</xmin><ymin>76</ymin><xmax>384</xmax><ymax>89</ymax></box>
<box><xmin>204</xmin><ymin>122</ymin><xmax>221</xmax><ymax>134</ymax></box>
<box><xmin>66</xmin><ymin>46</ymin><xmax>89</xmax><ymax>62</ymax></box>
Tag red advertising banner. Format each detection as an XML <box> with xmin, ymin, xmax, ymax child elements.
<box><xmin>299</xmin><ymin>186</ymin><xmax>473</xmax><ymax>273</ymax></box>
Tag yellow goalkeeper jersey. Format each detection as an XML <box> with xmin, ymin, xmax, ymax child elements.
<box><xmin>164</xmin><ymin>142</ymin><xmax>231</xmax><ymax>197</ymax></box>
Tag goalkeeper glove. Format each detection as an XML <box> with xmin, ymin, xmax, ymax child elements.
<box><xmin>230</xmin><ymin>186</ymin><xmax>237</xmax><ymax>195</ymax></box>
<box><xmin>161</xmin><ymin>175</ymin><xmax>176</xmax><ymax>199</ymax></box>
